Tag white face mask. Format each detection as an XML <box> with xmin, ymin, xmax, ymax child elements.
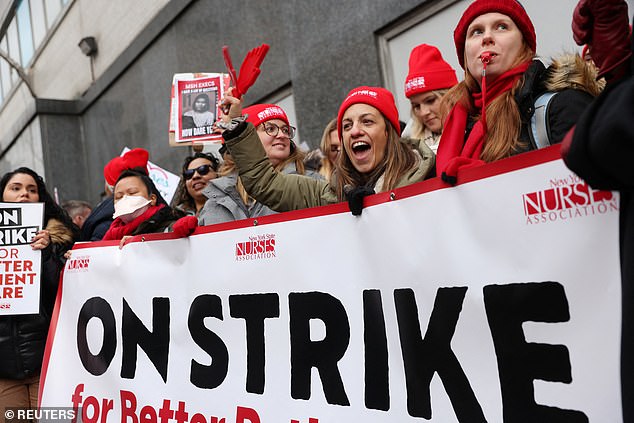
<box><xmin>113</xmin><ymin>195</ymin><xmax>152</xmax><ymax>223</ymax></box>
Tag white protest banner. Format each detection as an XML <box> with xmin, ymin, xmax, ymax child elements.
<box><xmin>0</xmin><ymin>202</ymin><xmax>43</xmax><ymax>315</ymax></box>
<box><xmin>40</xmin><ymin>147</ymin><xmax>622</xmax><ymax>422</ymax></box>
<box><xmin>121</xmin><ymin>147</ymin><xmax>180</xmax><ymax>205</ymax></box>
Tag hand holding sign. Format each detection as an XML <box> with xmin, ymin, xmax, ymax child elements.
<box><xmin>30</xmin><ymin>229</ymin><xmax>50</xmax><ymax>250</ymax></box>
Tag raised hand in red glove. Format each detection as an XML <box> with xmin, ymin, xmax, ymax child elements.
<box><xmin>171</xmin><ymin>216</ymin><xmax>198</xmax><ymax>238</ymax></box>
<box><xmin>572</xmin><ymin>0</ymin><xmax>632</xmax><ymax>81</ymax></box>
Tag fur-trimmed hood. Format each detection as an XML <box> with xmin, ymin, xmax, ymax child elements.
<box><xmin>46</xmin><ymin>218</ymin><xmax>75</xmax><ymax>246</ymax></box>
<box><xmin>542</xmin><ymin>53</ymin><xmax>604</xmax><ymax>97</ymax></box>
<box><xmin>516</xmin><ymin>54</ymin><xmax>604</xmax><ymax>122</ymax></box>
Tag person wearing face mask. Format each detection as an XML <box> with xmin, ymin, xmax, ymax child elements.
<box><xmin>0</xmin><ymin>167</ymin><xmax>77</xmax><ymax>408</ymax></box>
<box><xmin>402</xmin><ymin>44</ymin><xmax>458</xmax><ymax>154</ymax></box>
<box><xmin>80</xmin><ymin>148</ymin><xmax>149</xmax><ymax>241</ymax></box>
<box><xmin>198</xmin><ymin>103</ymin><xmax>321</xmax><ymax>225</ymax></box>
<box><xmin>437</xmin><ymin>0</ymin><xmax>603</xmax><ymax>184</ymax></box>
<box><xmin>103</xmin><ymin>168</ymin><xmax>196</xmax><ymax>242</ymax></box>
<box><xmin>217</xmin><ymin>86</ymin><xmax>434</xmax><ymax>216</ymax></box>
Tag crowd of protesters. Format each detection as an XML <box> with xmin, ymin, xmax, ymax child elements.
<box><xmin>1</xmin><ymin>0</ymin><xmax>632</xmax><ymax>413</ymax></box>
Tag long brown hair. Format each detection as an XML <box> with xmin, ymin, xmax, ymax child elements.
<box><xmin>440</xmin><ymin>42</ymin><xmax>534</xmax><ymax>162</ymax></box>
<box><xmin>334</xmin><ymin>117</ymin><xmax>418</xmax><ymax>201</ymax></box>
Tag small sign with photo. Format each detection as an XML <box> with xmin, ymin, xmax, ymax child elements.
<box><xmin>169</xmin><ymin>73</ymin><xmax>231</xmax><ymax>146</ymax></box>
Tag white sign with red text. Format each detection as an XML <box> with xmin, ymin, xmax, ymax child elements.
<box><xmin>0</xmin><ymin>202</ymin><xmax>43</xmax><ymax>315</ymax></box>
<box><xmin>41</xmin><ymin>150</ymin><xmax>622</xmax><ymax>422</ymax></box>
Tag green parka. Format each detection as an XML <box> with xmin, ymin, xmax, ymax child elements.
<box><xmin>224</xmin><ymin>122</ymin><xmax>435</xmax><ymax>212</ymax></box>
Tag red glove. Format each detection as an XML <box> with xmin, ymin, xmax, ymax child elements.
<box><xmin>572</xmin><ymin>0</ymin><xmax>632</xmax><ymax>80</ymax></box>
<box><xmin>171</xmin><ymin>216</ymin><xmax>198</xmax><ymax>238</ymax></box>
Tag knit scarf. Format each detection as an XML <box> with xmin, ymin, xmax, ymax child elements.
<box><xmin>103</xmin><ymin>204</ymin><xmax>164</xmax><ymax>241</ymax></box>
<box><xmin>437</xmin><ymin>61</ymin><xmax>531</xmax><ymax>182</ymax></box>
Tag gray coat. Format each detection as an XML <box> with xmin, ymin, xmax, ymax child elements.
<box><xmin>198</xmin><ymin>171</ymin><xmax>275</xmax><ymax>225</ymax></box>
<box><xmin>198</xmin><ymin>163</ymin><xmax>322</xmax><ymax>225</ymax></box>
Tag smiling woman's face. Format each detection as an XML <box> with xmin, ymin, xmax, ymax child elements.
<box><xmin>341</xmin><ymin>104</ymin><xmax>388</xmax><ymax>174</ymax></box>
<box><xmin>185</xmin><ymin>157</ymin><xmax>217</xmax><ymax>204</ymax></box>
<box><xmin>256</xmin><ymin>118</ymin><xmax>292</xmax><ymax>166</ymax></box>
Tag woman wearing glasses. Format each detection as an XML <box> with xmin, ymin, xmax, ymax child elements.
<box><xmin>198</xmin><ymin>103</ymin><xmax>320</xmax><ymax>225</ymax></box>
<box><xmin>171</xmin><ymin>152</ymin><xmax>220</xmax><ymax>216</ymax></box>
<box><xmin>219</xmin><ymin>86</ymin><xmax>435</xmax><ymax>215</ymax></box>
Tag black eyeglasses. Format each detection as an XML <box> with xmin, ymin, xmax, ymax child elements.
<box><xmin>261</xmin><ymin>123</ymin><xmax>296</xmax><ymax>139</ymax></box>
<box><xmin>183</xmin><ymin>164</ymin><xmax>215</xmax><ymax>180</ymax></box>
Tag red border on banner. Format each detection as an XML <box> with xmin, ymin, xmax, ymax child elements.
<box><xmin>40</xmin><ymin>144</ymin><xmax>564</xmax><ymax>402</ymax></box>
<box><xmin>72</xmin><ymin>144</ymin><xmax>562</xmax><ymax>249</ymax></box>
<box><xmin>38</xmin><ymin>269</ymin><xmax>66</xmax><ymax>406</ymax></box>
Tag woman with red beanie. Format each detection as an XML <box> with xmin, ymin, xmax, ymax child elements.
<box><xmin>437</xmin><ymin>0</ymin><xmax>602</xmax><ymax>183</ymax></box>
<box><xmin>198</xmin><ymin>103</ymin><xmax>320</xmax><ymax>225</ymax></box>
<box><xmin>217</xmin><ymin>86</ymin><xmax>434</xmax><ymax>215</ymax></box>
<box><xmin>403</xmin><ymin>44</ymin><xmax>458</xmax><ymax>153</ymax></box>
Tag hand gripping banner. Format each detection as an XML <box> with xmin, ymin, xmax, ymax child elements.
<box><xmin>40</xmin><ymin>147</ymin><xmax>622</xmax><ymax>422</ymax></box>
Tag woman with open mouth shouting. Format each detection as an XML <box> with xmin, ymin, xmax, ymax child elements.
<box><xmin>198</xmin><ymin>103</ymin><xmax>321</xmax><ymax>225</ymax></box>
<box><xmin>218</xmin><ymin>86</ymin><xmax>435</xmax><ymax>215</ymax></box>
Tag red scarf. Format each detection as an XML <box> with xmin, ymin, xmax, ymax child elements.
<box><xmin>437</xmin><ymin>61</ymin><xmax>531</xmax><ymax>182</ymax></box>
<box><xmin>103</xmin><ymin>204</ymin><xmax>164</xmax><ymax>241</ymax></box>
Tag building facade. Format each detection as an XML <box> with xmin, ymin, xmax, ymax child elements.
<box><xmin>0</xmin><ymin>0</ymin><xmax>629</xmax><ymax>204</ymax></box>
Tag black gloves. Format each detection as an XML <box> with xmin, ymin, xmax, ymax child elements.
<box><xmin>346</xmin><ymin>186</ymin><xmax>375</xmax><ymax>216</ymax></box>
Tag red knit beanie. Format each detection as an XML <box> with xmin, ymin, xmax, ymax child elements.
<box><xmin>337</xmin><ymin>86</ymin><xmax>401</xmax><ymax>140</ymax></box>
<box><xmin>243</xmin><ymin>104</ymin><xmax>289</xmax><ymax>127</ymax></box>
<box><xmin>453</xmin><ymin>0</ymin><xmax>536</xmax><ymax>69</ymax></box>
<box><xmin>405</xmin><ymin>44</ymin><xmax>458</xmax><ymax>98</ymax></box>
<box><xmin>103</xmin><ymin>148</ymin><xmax>149</xmax><ymax>187</ymax></box>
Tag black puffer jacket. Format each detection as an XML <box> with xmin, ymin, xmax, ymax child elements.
<box><xmin>0</xmin><ymin>218</ymin><xmax>74</xmax><ymax>379</ymax></box>
<box><xmin>80</xmin><ymin>196</ymin><xmax>114</xmax><ymax>242</ymax></box>
<box><xmin>515</xmin><ymin>54</ymin><xmax>603</xmax><ymax>152</ymax></box>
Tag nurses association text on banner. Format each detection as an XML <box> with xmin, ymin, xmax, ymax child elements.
<box><xmin>40</xmin><ymin>150</ymin><xmax>622</xmax><ymax>422</ymax></box>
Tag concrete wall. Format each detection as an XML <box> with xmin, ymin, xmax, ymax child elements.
<box><xmin>77</xmin><ymin>0</ymin><xmax>427</xmax><ymax>203</ymax></box>
<box><xmin>2</xmin><ymin>0</ymin><xmax>629</xmax><ymax>205</ymax></box>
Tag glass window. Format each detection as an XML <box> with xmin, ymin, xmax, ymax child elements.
<box><xmin>16</xmin><ymin>0</ymin><xmax>35</xmax><ymax>65</ymax></box>
<box><xmin>44</xmin><ymin>0</ymin><xmax>62</xmax><ymax>28</ymax></box>
<box><xmin>7</xmin><ymin>20</ymin><xmax>20</xmax><ymax>82</ymax></box>
<box><xmin>0</xmin><ymin>38</ymin><xmax>11</xmax><ymax>98</ymax></box>
<box><xmin>31</xmin><ymin>0</ymin><xmax>47</xmax><ymax>47</ymax></box>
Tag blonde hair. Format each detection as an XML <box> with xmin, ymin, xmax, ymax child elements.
<box><xmin>440</xmin><ymin>43</ymin><xmax>534</xmax><ymax>162</ymax></box>
<box><xmin>334</xmin><ymin>118</ymin><xmax>418</xmax><ymax>201</ymax></box>
<box><xmin>220</xmin><ymin>140</ymin><xmax>307</xmax><ymax>206</ymax></box>
<box><xmin>318</xmin><ymin>118</ymin><xmax>338</xmax><ymax>181</ymax></box>
<box><xmin>409</xmin><ymin>89</ymin><xmax>450</xmax><ymax>140</ymax></box>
